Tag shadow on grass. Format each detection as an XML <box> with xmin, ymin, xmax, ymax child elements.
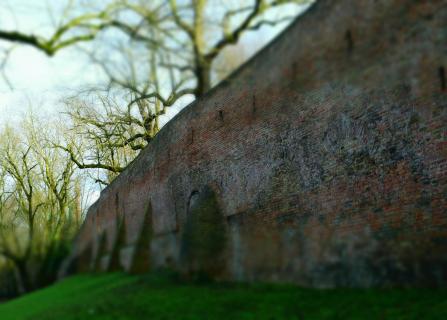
<box><xmin>0</xmin><ymin>271</ymin><xmax>446</xmax><ymax>320</ymax></box>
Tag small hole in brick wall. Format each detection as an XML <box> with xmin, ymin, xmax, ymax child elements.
<box><xmin>345</xmin><ymin>30</ymin><xmax>354</xmax><ymax>54</ymax></box>
<box><xmin>439</xmin><ymin>66</ymin><xmax>446</xmax><ymax>91</ymax></box>
<box><xmin>115</xmin><ymin>193</ymin><xmax>119</xmax><ymax>208</ymax></box>
<box><xmin>190</xmin><ymin>129</ymin><xmax>194</xmax><ymax>144</ymax></box>
<box><xmin>218</xmin><ymin>110</ymin><xmax>224</xmax><ymax>121</ymax></box>
<box><xmin>187</xmin><ymin>190</ymin><xmax>200</xmax><ymax>212</ymax></box>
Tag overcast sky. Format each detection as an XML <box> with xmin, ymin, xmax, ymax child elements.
<box><xmin>0</xmin><ymin>1</ymin><xmax>311</xmax><ymax>127</ymax></box>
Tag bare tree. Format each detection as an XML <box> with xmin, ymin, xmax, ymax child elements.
<box><xmin>59</xmin><ymin>96</ymin><xmax>139</xmax><ymax>184</ymax></box>
<box><xmin>0</xmin><ymin>0</ymin><xmax>310</xmax><ymax>94</ymax></box>
<box><xmin>0</xmin><ymin>116</ymin><xmax>85</xmax><ymax>292</ymax></box>
<box><xmin>0</xmin><ymin>0</ymin><xmax>311</xmax><ymax>180</ymax></box>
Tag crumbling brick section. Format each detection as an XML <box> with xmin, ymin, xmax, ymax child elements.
<box><xmin>61</xmin><ymin>0</ymin><xmax>447</xmax><ymax>287</ymax></box>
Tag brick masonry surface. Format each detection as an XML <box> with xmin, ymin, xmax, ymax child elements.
<box><xmin>61</xmin><ymin>0</ymin><xmax>447</xmax><ymax>287</ymax></box>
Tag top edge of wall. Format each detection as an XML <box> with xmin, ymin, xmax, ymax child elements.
<box><xmin>91</xmin><ymin>0</ymin><xmax>323</xmax><ymax>202</ymax></box>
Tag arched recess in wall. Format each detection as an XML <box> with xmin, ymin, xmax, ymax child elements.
<box><xmin>129</xmin><ymin>200</ymin><xmax>154</xmax><ymax>274</ymax></box>
<box><xmin>77</xmin><ymin>242</ymin><xmax>93</xmax><ymax>273</ymax></box>
<box><xmin>108</xmin><ymin>215</ymin><xmax>127</xmax><ymax>272</ymax></box>
<box><xmin>180</xmin><ymin>185</ymin><xmax>228</xmax><ymax>278</ymax></box>
<box><xmin>93</xmin><ymin>231</ymin><xmax>108</xmax><ymax>272</ymax></box>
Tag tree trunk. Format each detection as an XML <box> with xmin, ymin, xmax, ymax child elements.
<box><xmin>14</xmin><ymin>260</ymin><xmax>32</xmax><ymax>293</ymax></box>
<box><xmin>195</xmin><ymin>61</ymin><xmax>211</xmax><ymax>97</ymax></box>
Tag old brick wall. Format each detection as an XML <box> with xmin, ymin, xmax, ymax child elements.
<box><xmin>62</xmin><ymin>0</ymin><xmax>447</xmax><ymax>287</ymax></box>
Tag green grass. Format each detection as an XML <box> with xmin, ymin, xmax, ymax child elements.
<box><xmin>0</xmin><ymin>272</ymin><xmax>446</xmax><ymax>319</ymax></box>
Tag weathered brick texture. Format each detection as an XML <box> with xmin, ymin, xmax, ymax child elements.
<box><xmin>62</xmin><ymin>0</ymin><xmax>447</xmax><ymax>287</ymax></box>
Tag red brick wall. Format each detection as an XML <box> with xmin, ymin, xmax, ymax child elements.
<box><xmin>63</xmin><ymin>0</ymin><xmax>447</xmax><ymax>287</ymax></box>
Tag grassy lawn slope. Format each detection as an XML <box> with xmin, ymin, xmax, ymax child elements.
<box><xmin>0</xmin><ymin>272</ymin><xmax>446</xmax><ymax>319</ymax></box>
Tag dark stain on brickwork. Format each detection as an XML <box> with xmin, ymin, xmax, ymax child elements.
<box><xmin>439</xmin><ymin>66</ymin><xmax>446</xmax><ymax>91</ymax></box>
<box><xmin>130</xmin><ymin>201</ymin><xmax>153</xmax><ymax>274</ymax></box>
<box><xmin>181</xmin><ymin>186</ymin><xmax>227</xmax><ymax>278</ymax></box>
<box><xmin>93</xmin><ymin>232</ymin><xmax>108</xmax><ymax>272</ymax></box>
<box><xmin>417</xmin><ymin>191</ymin><xmax>431</xmax><ymax>208</ymax></box>
<box><xmin>409</xmin><ymin>113</ymin><xmax>420</xmax><ymax>126</ymax></box>
<box><xmin>76</xmin><ymin>243</ymin><xmax>92</xmax><ymax>273</ymax></box>
<box><xmin>292</xmin><ymin>62</ymin><xmax>297</xmax><ymax>76</ymax></box>
<box><xmin>108</xmin><ymin>216</ymin><xmax>126</xmax><ymax>272</ymax></box>
<box><xmin>252</xmin><ymin>94</ymin><xmax>256</xmax><ymax>116</ymax></box>
<box><xmin>115</xmin><ymin>193</ymin><xmax>119</xmax><ymax>209</ymax></box>
<box><xmin>345</xmin><ymin>30</ymin><xmax>354</xmax><ymax>54</ymax></box>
